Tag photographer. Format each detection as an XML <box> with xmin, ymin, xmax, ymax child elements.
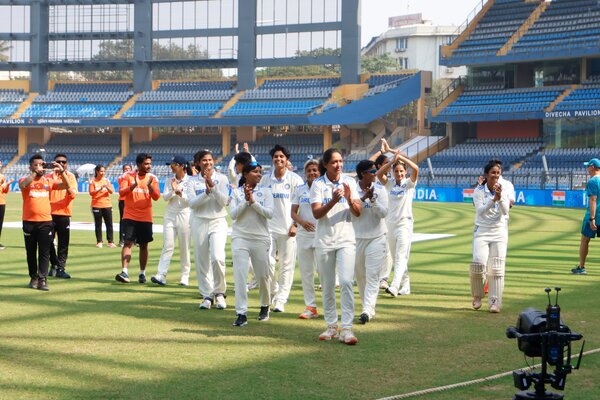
<box><xmin>18</xmin><ymin>154</ymin><xmax>72</xmax><ymax>291</ymax></box>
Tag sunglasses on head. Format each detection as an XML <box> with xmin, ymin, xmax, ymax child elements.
<box><xmin>248</xmin><ymin>161</ymin><xmax>259</xmax><ymax>168</ymax></box>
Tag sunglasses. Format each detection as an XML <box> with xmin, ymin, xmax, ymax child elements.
<box><xmin>55</xmin><ymin>160</ymin><xmax>68</xmax><ymax>164</ymax></box>
<box><xmin>248</xmin><ymin>161</ymin><xmax>259</xmax><ymax>168</ymax></box>
<box><xmin>367</xmin><ymin>169</ymin><xmax>377</xmax><ymax>174</ymax></box>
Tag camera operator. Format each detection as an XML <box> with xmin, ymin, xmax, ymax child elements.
<box><xmin>18</xmin><ymin>154</ymin><xmax>73</xmax><ymax>291</ymax></box>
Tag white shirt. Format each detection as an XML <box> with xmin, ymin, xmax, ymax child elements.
<box><xmin>291</xmin><ymin>182</ymin><xmax>317</xmax><ymax>239</ymax></box>
<box><xmin>186</xmin><ymin>171</ymin><xmax>230</xmax><ymax>219</ymax></box>
<box><xmin>385</xmin><ymin>177</ymin><xmax>417</xmax><ymax>227</ymax></box>
<box><xmin>309</xmin><ymin>173</ymin><xmax>359</xmax><ymax>249</ymax></box>
<box><xmin>162</xmin><ymin>174</ymin><xmax>190</xmax><ymax>215</ymax></box>
<box><xmin>260</xmin><ymin>169</ymin><xmax>304</xmax><ymax>235</ymax></box>
<box><xmin>472</xmin><ymin>184</ymin><xmax>510</xmax><ymax>228</ymax></box>
<box><xmin>229</xmin><ymin>185</ymin><xmax>273</xmax><ymax>240</ymax></box>
<box><xmin>352</xmin><ymin>181</ymin><xmax>388</xmax><ymax>239</ymax></box>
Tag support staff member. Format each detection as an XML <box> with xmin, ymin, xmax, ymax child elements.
<box><xmin>19</xmin><ymin>154</ymin><xmax>72</xmax><ymax>291</ymax></box>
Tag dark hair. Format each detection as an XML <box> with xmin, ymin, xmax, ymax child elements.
<box><xmin>480</xmin><ymin>159</ymin><xmax>503</xmax><ymax>186</ymax></box>
<box><xmin>122</xmin><ymin>163</ymin><xmax>132</xmax><ymax>172</ymax></box>
<box><xmin>269</xmin><ymin>144</ymin><xmax>290</xmax><ymax>160</ymax></box>
<box><xmin>374</xmin><ymin>154</ymin><xmax>388</xmax><ymax>168</ymax></box>
<box><xmin>321</xmin><ymin>148</ymin><xmax>342</xmax><ymax>165</ymax></box>
<box><xmin>234</xmin><ymin>151</ymin><xmax>253</xmax><ymax>166</ymax></box>
<box><xmin>393</xmin><ymin>160</ymin><xmax>406</xmax><ymax>169</ymax></box>
<box><xmin>484</xmin><ymin>159</ymin><xmax>503</xmax><ymax>175</ymax></box>
<box><xmin>238</xmin><ymin>161</ymin><xmax>261</xmax><ymax>187</ymax></box>
<box><xmin>94</xmin><ymin>164</ymin><xmax>105</xmax><ymax>177</ymax></box>
<box><xmin>318</xmin><ymin>159</ymin><xmax>326</xmax><ymax>176</ymax></box>
<box><xmin>194</xmin><ymin>149</ymin><xmax>213</xmax><ymax>163</ymax></box>
<box><xmin>136</xmin><ymin>153</ymin><xmax>151</xmax><ymax>165</ymax></box>
<box><xmin>54</xmin><ymin>153</ymin><xmax>68</xmax><ymax>161</ymax></box>
<box><xmin>356</xmin><ymin>159</ymin><xmax>375</xmax><ymax>179</ymax></box>
<box><xmin>29</xmin><ymin>154</ymin><xmax>43</xmax><ymax>164</ymax></box>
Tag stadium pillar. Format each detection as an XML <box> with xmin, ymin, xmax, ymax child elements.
<box><xmin>340</xmin><ymin>0</ymin><xmax>361</xmax><ymax>84</ymax></box>
<box><xmin>20</xmin><ymin>127</ymin><xmax>50</xmax><ymax>156</ymax></box>
<box><xmin>237</xmin><ymin>0</ymin><xmax>257</xmax><ymax>90</ymax></box>
<box><xmin>29</xmin><ymin>0</ymin><xmax>49</xmax><ymax>93</ymax></box>
<box><xmin>121</xmin><ymin>128</ymin><xmax>130</xmax><ymax>157</ymax></box>
<box><xmin>322</xmin><ymin>126</ymin><xmax>333</xmax><ymax>150</ymax></box>
<box><xmin>221</xmin><ymin>127</ymin><xmax>231</xmax><ymax>156</ymax></box>
<box><xmin>416</xmin><ymin>96</ymin><xmax>425</xmax><ymax>134</ymax></box>
<box><xmin>131</xmin><ymin>127</ymin><xmax>152</xmax><ymax>143</ymax></box>
<box><xmin>236</xmin><ymin>126</ymin><xmax>256</xmax><ymax>143</ymax></box>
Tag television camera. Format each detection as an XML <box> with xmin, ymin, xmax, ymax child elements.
<box><xmin>506</xmin><ymin>287</ymin><xmax>584</xmax><ymax>399</ymax></box>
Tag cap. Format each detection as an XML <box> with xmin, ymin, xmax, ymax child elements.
<box><xmin>583</xmin><ymin>158</ymin><xmax>600</xmax><ymax>168</ymax></box>
<box><xmin>167</xmin><ymin>155</ymin><xmax>188</xmax><ymax>166</ymax></box>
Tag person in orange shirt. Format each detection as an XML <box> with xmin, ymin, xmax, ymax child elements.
<box><xmin>19</xmin><ymin>154</ymin><xmax>72</xmax><ymax>291</ymax></box>
<box><xmin>117</xmin><ymin>164</ymin><xmax>133</xmax><ymax>246</ymax></box>
<box><xmin>115</xmin><ymin>153</ymin><xmax>161</xmax><ymax>284</ymax></box>
<box><xmin>47</xmin><ymin>153</ymin><xmax>78</xmax><ymax>279</ymax></box>
<box><xmin>0</xmin><ymin>160</ymin><xmax>13</xmax><ymax>250</ymax></box>
<box><xmin>89</xmin><ymin>164</ymin><xmax>116</xmax><ymax>248</ymax></box>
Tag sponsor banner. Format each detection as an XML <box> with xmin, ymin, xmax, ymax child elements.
<box><xmin>415</xmin><ymin>187</ymin><xmax>587</xmax><ymax>208</ymax></box>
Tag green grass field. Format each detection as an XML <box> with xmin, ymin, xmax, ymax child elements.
<box><xmin>0</xmin><ymin>193</ymin><xmax>598</xmax><ymax>400</ymax></box>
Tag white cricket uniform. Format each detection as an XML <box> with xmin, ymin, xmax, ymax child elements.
<box><xmin>156</xmin><ymin>174</ymin><xmax>191</xmax><ymax>283</ymax></box>
<box><xmin>352</xmin><ymin>182</ymin><xmax>388</xmax><ymax>319</ymax></box>
<box><xmin>229</xmin><ymin>185</ymin><xmax>273</xmax><ymax>315</ymax></box>
<box><xmin>260</xmin><ymin>169</ymin><xmax>304</xmax><ymax>306</ymax></box>
<box><xmin>291</xmin><ymin>182</ymin><xmax>318</xmax><ymax>309</ymax></box>
<box><xmin>310</xmin><ymin>173</ymin><xmax>359</xmax><ymax>330</ymax></box>
<box><xmin>471</xmin><ymin>184</ymin><xmax>510</xmax><ymax>308</ymax></box>
<box><xmin>499</xmin><ymin>175</ymin><xmax>515</xmax><ymax>227</ymax></box>
<box><xmin>385</xmin><ymin>177</ymin><xmax>416</xmax><ymax>294</ymax></box>
<box><xmin>187</xmin><ymin>171</ymin><xmax>230</xmax><ymax>299</ymax></box>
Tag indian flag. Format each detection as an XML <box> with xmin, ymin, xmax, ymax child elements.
<box><xmin>463</xmin><ymin>188</ymin><xmax>475</xmax><ymax>203</ymax></box>
<box><xmin>552</xmin><ymin>191</ymin><xmax>565</xmax><ymax>206</ymax></box>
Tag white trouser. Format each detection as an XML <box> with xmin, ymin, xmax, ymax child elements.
<box><xmin>157</xmin><ymin>210</ymin><xmax>191</xmax><ymax>281</ymax></box>
<box><xmin>472</xmin><ymin>224</ymin><xmax>508</xmax><ymax>307</ymax></box>
<box><xmin>379</xmin><ymin>248</ymin><xmax>393</xmax><ymax>281</ymax></box>
<box><xmin>297</xmin><ymin>233</ymin><xmax>317</xmax><ymax>308</ymax></box>
<box><xmin>232</xmin><ymin>236</ymin><xmax>272</xmax><ymax>315</ymax></box>
<box><xmin>270</xmin><ymin>232</ymin><xmax>297</xmax><ymax>304</ymax></box>
<box><xmin>388</xmin><ymin>219</ymin><xmax>413</xmax><ymax>292</ymax></box>
<box><xmin>355</xmin><ymin>234</ymin><xmax>387</xmax><ymax>319</ymax></box>
<box><xmin>192</xmin><ymin>216</ymin><xmax>228</xmax><ymax>298</ymax></box>
<box><xmin>316</xmin><ymin>246</ymin><xmax>355</xmax><ymax>329</ymax></box>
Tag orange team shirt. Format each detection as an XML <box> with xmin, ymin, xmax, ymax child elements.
<box><xmin>117</xmin><ymin>172</ymin><xmax>129</xmax><ymax>201</ymax></box>
<box><xmin>0</xmin><ymin>175</ymin><xmax>9</xmax><ymax>205</ymax></box>
<box><xmin>89</xmin><ymin>177</ymin><xmax>114</xmax><ymax>208</ymax></box>
<box><xmin>19</xmin><ymin>175</ymin><xmax>59</xmax><ymax>222</ymax></box>
<box><xmin>46</xmin><ymin>171</ymin><xmax>77</xmax><ymax>216</ymax></box>
<box><xmin>119</xmin><ymin>171</ymin><xmax>160</xmax><ymax>222</ymax></box>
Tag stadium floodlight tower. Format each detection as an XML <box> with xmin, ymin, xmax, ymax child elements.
<box><xmin>506</xmin><ymin>287</ymin><xmax>584</xmax><ymax>400</ymax></box>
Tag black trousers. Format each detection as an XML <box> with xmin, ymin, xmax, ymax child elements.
<box><xmin>23</xmin><ymin>220</ymin><xmax>54</xmax><ymax>279</ymax></box>
<box><xmin>0</xmin><ymin>204</ymin><xmax>5</xmax><ymax>240</ymax></box>
<box><xmin>92</xmin><ymin>207</ymin><xmax>114</xmax><ymax>243</ymax></box>
<box><xmin>49</xmin><ymin>214</ymin><xmax>71</xmax><ymax>270</ymax></box>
